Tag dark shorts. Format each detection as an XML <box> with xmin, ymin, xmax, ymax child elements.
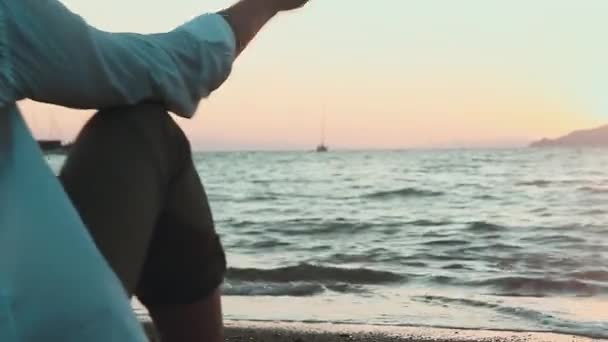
<box><xmin>59</xmin><ymin>104</ymin><xmax>226</xmax><ymax>307</ymax></box>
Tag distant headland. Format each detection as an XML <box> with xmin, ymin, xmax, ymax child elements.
<box><xmin>530</xmin><ymin>124</ymin><xmax>608</xmax><ymax>147</ymax></box>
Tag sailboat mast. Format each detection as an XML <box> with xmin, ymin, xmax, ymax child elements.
<box><xmin>321</xmin><ymin>108</ymin><xmax>326</xmax><ymax>145</ymax></box>
<box><xmin>315</xmin><ymin>103</ymin><xmax>329</xmax><ymax>152</ymax></box>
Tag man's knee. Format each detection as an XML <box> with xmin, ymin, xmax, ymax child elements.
<box><xmin>91</xmin><ymin>104</ymin><xmax>178</xmax><ymax>138</ymax></box>
<box><xmin>68</xmin><ymin>103</ymin><xmax>192</xmax><ymax>179</ymax></box>
<box><xmin>87</xmin><ymin>103</ymin><xmax>188</xmax><ymax>150</ymax></box>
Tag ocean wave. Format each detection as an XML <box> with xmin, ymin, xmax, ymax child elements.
<box><xmin>240</xmin><ymin>195</ymin><xmax>281</xmax><ymax>202</ymax></box>
<box><xmin>231</xmin><ymin>218</ymin><xmax>454</xmax><ymax>236</ymax></box>
<box><xmin>226</xmin><ymin>263</ymin><xmax>405</xmax><ymax>285</ymax></box>
<box><xmin>567</xmin><ymin>270</ymin><xmax>608</xmax><ymax>282</ymax></box>
<box><xmin>579</xmin><ymin>186</ymin><xmax>608</xmax><ymax>194</ymax></box>
<box><xmin>406</xmin><ymin>219</ymin><xmax>453</xmax><ymax>227</ymax></box>
<box><xmin>480</xmin><ymin>233</ymin><xmax>502</xmax><ymax>240</ymax></box>
<box><xmin>516</xmin><ymin>180</ymin><xmax>552</xmax><ymax>187</ymax></box>
<box><xmin>214</xmin><ymin>192</ymin><xmax>352</xmax><ymax>203</ymax></box>
<box><xmin>441</xmin><ymin>263</ymin><xmax>473</xmax><ymax>270</ymax></box>
<box><xmin>264</xmin><ymin>218</ymin><xmax>434</xmax><ymax>236</ymax></box>
<box><xmin>223</xmin><ymin>282</ymin><xmax>324</xmax><ymax>297</ymax></box>
<box><xmin>421</xmin><ymin>231</ymin><xmax>448</xmax><ymax>238</ymax></box>
<box><xmin>414</xmin><ymin>294</ymin><xmax>608</xmax><ymax>338</ymax></box>
<box><xmin>581</xmin><ymin>208</ymin><xmax>608</xmax><ymax>215</ymax></box>
<box><xmin>520</xmin><ymin>234</ymin><xmax>587</xmax><ymax>244</ymax></box>
<box><xmin>299</xmin><ymin>221</ymin><xmax>371</xmax><ymax>235</ymax></box>
<box><xmin>320</xmin><ymin>249</ymin><xmax>410</xmax><ymax>264</ymax></box>
<box><xmin>473</xmin><ymin>194</ymin><xmax>499</xmax><ymax>200</ymax></box>
<box><xmin>401</xmin><ymin>261</ymin><xmax>429</xmax><ymax>268</ymax></box>
<box><xmin>325</xmin><ymin>283</ymin><xmax>369</xmax><ymax>294</ymax></box>
<box><xmin>250</xmin><ymin>179</ymin><xmax>273</xmax><ymax>184</ymax></box>
<box><xmin>466</xmin><ymin>221</ymin><xmax>507</xmax><ymax>232</ymax></box>
<box><xmin>322</xmin><ymin>252</ymin><xmax>385</xmax><ymax>264</ymax></box>
<box><xmin>249</xmin><ymin>239</ymin><xmax>291</xmax><ymax>249</ymax></box>
<box><xmin>423</xmin><ymin>275</ymin><xmax>458</xmax><ymax>285</ymax></box>
<box><xmin>422</xmin><ymin>239</ymin><xmax>471</xmax><ymax>247</ymax></box>
<box><xmin>264</xmin><ymin>219</ymin><xmax>372</xmax><ymax>236</ymax></box>
<box><xmin>222</xmin><ymin>281</ymin><xmax>369</xmax><ymax>297</ymax></box>
<box><xmin>414</xmin><ymin>295</ymin><xmax>556</xmax><ymax>322</ymax></box>
<box><xmin>469</xmin><ymin>276</ymin><xmax>608</xmax><ymax>296</ymax></box>
<box><xmin>220</xmin><ymin>194</ymin><xmax>284</xmax><ymax>202</ymax></box>
<box><xmin>363</xmin><ymin>187</ymin><xmax>443</xmax><ymax>199</ymax></box>
<box><xmin>407</xmin><ymin>252</ymin><xmax>478</xmax><ymax>262</ymax></box>
<box><xmin>226</xmin><ymin>220</ymin><xmax>257</xmax><ymax>228</ymax></box>
<box><xmin>454</xmin><ymin>243</ymin><xmax>521</xmax><ymax>254</ymax></box>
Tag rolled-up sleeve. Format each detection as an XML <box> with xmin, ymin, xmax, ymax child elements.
<box><xmin>6</xmin><ymin>0</ymin><xmax>236</xmax><ymax>117</ymax></box>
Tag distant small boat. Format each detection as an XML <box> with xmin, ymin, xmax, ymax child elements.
<box><xmin>38</xmin><ymin>140</ymin><xmax>72</xmax><ymax>155</ymax></box>
<box><xmin>316</xmin><ymin>144</ymin><xmax>328</xmax><ymax>153</ymax></box>
<box><xmin>38</xmin><ymin>140</ymin><xmax>62</xmax><ymax>151</ymax></box>
<box><xmin>315</xmin><ymin>107</ymin><xmax>329</xmax><ymax>153</ymax></box>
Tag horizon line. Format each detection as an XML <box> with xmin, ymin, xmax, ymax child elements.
<box><xmin>189</xmin><ymin>146</ymin><xmax>542</xmax><ymax>153</ymax></box>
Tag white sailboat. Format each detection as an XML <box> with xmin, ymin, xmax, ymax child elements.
<box><xmin>316</xmin><ymin>108</ymin><xmax>329</xmax><ymax>153</ymax></box>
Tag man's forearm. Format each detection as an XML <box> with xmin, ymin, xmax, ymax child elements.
<box><xmin>218</xmin><ymin>0</ymin><xmax>282</xmax><ymax>56</ymax></box>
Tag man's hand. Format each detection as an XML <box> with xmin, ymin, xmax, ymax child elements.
<box><xmin>271</xmin><ymin>0</ymin><xmax>310</xmax><ymax>12</ymax></box>
<box><xmin>220</xmin><ymin>0</ymin><xmax>310</xmax><ymax>56</ymax></box>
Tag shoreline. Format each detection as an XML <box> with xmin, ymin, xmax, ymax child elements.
<box><xmin>143</xmin><ymin>321</ymin><xmax>606</xmax><ymax>342</ymax></box>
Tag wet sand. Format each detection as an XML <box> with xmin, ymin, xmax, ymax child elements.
<box><xmin>143</xmin><ymin>321</ymin><xmax>605</xmax><ymax>342</ymax></box>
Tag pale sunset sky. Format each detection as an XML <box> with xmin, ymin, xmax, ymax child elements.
<box><xmin>21</xmin><ymin>0</ymin><xmax>608</xmax><ymax>150</ymax></box>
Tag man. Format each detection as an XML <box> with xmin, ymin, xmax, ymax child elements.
<box><xmin>0</xmin><ymin>0</ymin><xmax>309</xmax><ymax>341</ymax></box>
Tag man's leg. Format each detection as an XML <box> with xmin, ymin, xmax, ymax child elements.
<box><xmin>59</xmin><ymin>104</ymin><xmax>226</xmax><ymax>342</ymax></box>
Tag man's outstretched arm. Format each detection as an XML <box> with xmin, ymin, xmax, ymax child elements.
<box><xmin>8</xmin><ymin>0</ymin><xmax>308</xmax><ymax>117</ymax></box>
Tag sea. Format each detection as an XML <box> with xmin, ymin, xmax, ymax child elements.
<box><xmin>46</xmin><ymin>149</ymin><xmax>608</xmax><ymax>339</ymax></box>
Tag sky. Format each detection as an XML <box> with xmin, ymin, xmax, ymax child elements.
<box><xmin>21</xmin><ymin>0</ymin><xmax>608</xmax><ymax>150</ymax></box>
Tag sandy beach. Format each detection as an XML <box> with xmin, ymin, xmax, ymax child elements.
<box><xmin>143</xmin><ymin>321</ymin><xmax>605</xmax><ymax>342</ymax></box>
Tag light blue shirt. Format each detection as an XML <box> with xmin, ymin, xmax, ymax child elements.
<box><xmin>0</xmin><ymin>1</ymin><xmax>236</xmax><ymax>341</ymax></box>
